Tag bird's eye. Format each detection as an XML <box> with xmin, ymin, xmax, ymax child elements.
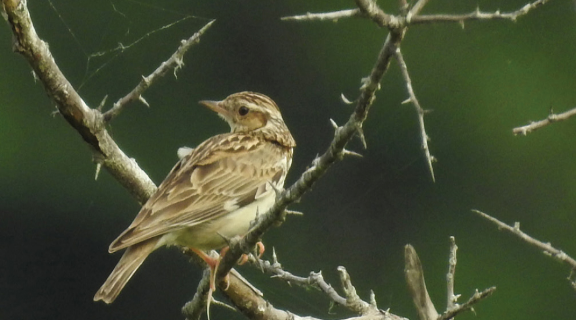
<box><xmin>238</xmin><ymin>106</ymin><xmax>249</xmax><ymax>116</ymax></box>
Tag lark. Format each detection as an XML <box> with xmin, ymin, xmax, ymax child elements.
<box><xmin>94</xmin><ymin>91</ymin><xmax>295</xmax><ymax>303</ymax></box>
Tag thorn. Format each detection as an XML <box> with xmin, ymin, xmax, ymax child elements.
<box><xmin>138</xmin><ymin>96</ymin><xmax>150</xmax><ymax>108</ymax></box>
<box><xmin>357</xmin><ymin>127</ymin><xmax>367</xmax><ymax>149</ymax></box>
<box><xmin>97</xmin><ymin>95</ymin><xmax>108</xmax><ymax>112</ymax></box>
<box><xmin>513</xmin><ymin>222</ymin><xmax>520</xmax><ymax>231</ymax></box>
<box><xmin>272</xmin><ymin>247</ymin><xmax>279</xmax><ymax>265</ymax></box>
<box><xmin>311</xmin><ymin>154</ymin><xmax>321</xmax><ymax>168</ymax></box>
<box><xmin>342</xmin><ymin>148</ymin><xmax>363</xmax><ymax>158</ymax></box>
<box><xmin>459</xmin><ymin>20</ymin><xmax>465</xmax><ymax>29</ymax></box>
<box><xmin>267</xmin><ymin>181</ymin><xmax>283</xmax><ymax>198</ymax></box>
<box><xmin>95</xmin><ymin>163</ymin><xmax>102</xmax><ymax>181</ymax></box>
<box><xmin>285</xmin><ymin>209</ymin><xmax>304</xmax><ymax>216</ymax></box>
<box><xmin>340</xmin><ymin>93</ymin><xmax>354</xmax><ymax>105</ymax></box>
<box><xmin>51</xmin><ymin>107</ymin><xmax>60</xmax><ymax>117</ymax></box>
<box><xmin>329</xmin><ymin>118</ymin><xmax>339</xmax><ymax>130</ymax></box>
<box><xmin>369</xmin><ymin>290</ymin><xmax>377</xmax><ymax>308</ymax></box>
<box><xmin>359</xmin><ymin>77</ymin><xmax>370</xmax><ymax>91</ymax></box>
<box><xmin>401</xmin><ymin>97</ymin><xmax>412</xmax><ymax>105</ymax></box>
<box><xmin>216</xmin><ymin>231</ymin><xmax>232</xmax><ymax>245</ymax></box>
<box><xmin>141</xmin><ymin>75</ymin><xmax>150</xmax><ymax>86</ymax></box>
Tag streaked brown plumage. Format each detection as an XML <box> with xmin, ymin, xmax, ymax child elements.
<box><xmin>94</xmin><ymin>92</ymin><xmax>295</xmax><ymax>303</ymax></box>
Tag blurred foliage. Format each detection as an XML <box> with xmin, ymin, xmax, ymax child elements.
<box><xmin>1</xmin><ymin>0</ymin><xmax>576</xmax><ymax>319</ymax></box>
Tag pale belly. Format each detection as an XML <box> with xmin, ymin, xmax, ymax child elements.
<box><xmin>159</xmin><ymin>190</ymin><xmax>276</xmax><ymax>250</ymax></box>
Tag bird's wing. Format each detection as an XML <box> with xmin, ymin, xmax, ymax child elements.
<box><xmin>109</xmin><ymin>133</ymin><xmax>289</xmax><ymax>252</ymax></box>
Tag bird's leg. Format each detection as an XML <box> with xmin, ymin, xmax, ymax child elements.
<box><xmin>189</xmin><ymin>248</ymin><xmax>219</xmax><ymax>291</ymax></box>
<box><xmin>190</xmin><ymin>247</ymin><xmax>230</xmax><ymax>320</ymax></box>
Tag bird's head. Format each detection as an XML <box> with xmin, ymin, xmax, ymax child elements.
<box><xmin>200</xmin><ymin>92</ymin><xmax>296</xmax><ymax>147</ymax></box>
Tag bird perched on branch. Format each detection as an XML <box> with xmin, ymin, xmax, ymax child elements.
<box><xmin>94</xmin><ymin>91</ymin><xmax>295</xmax><ymax>304</ymax></box>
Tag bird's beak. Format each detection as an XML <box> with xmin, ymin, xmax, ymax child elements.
<box><xmin>199</xmin><ymin>100</ymin><xmax>228</xmax><ymax>116</ymax></box>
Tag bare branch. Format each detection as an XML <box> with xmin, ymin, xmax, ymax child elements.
<box><xmin>410</xmin><ymin>0</ymin><xmax>550</xmax><ymax>25</ymax></box>
<box><xmin>338</xmin><ymin>266</ymin><xmax>373</xmax><ymax>315</ymax></box>
<box><xmin>437</xmin><ymin>287</ymin><xmax>496</xmax><ymax>320</ymax></box>
<box><xmin>512</xmin><ymin>106</ymin><xmax>576</xmax><ymax>135</ymax></box>
<box><xmin>354</xmin><ymin>0</ymin><xmax>402</xmax><ymax>29</ymax></box>
<box><xmin>248</xmin><ymin>255</ymin><xmax>409</xmax><ymax>320</ymax></box>
<box><xmin>395</xmin><ymin>49</ymin><xmax>435</xmax><ymax>182</ymax></box>
<box><xmin>282</xmin><ymin>9</ymin><xmax>362</xmax><ymax>22</ymax></box>
<box><xmin>446</xmin><ymin>237</ymin><xmax>458</xmax><ymax>311</ymax></box>
<box><xmin>249</xmin><ymin>254</ymin><xmax>348</xmax><ymax>306</ymax></box>
<box><xmin>2</xmin><ymin>0</ymin><xmax>156</xmax><ymax>204</ymax></box>
<box><xmin>472</xmin><ymin>209</ymin><xmax>576</xmax><ymax>287</ymax></box>
<box><xmin>405</xmin><ymin>245</ymin><xmax>439</xmax><ymax>320</ymax></box>
<box><xmin>103</xmin><ymin>20</ymin><xmax>215</xmax><ymax>122</ymax></box>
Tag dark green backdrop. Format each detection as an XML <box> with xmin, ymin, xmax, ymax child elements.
<box><xmin>1</xmin><ymin>0</ymin><xmax>575</xmax><ymax>319</ymax></box>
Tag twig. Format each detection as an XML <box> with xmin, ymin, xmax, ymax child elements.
<box><xmin>282</xmin><ymin>9</ymin><xmax>362</xmax><ymax>22</ymax></box>
<box><xmin>512</xmin><ymin>106</ymin><xmax>576</xmax><ymax>135</ymax></box>
<box><xmin>103</xmin><ymin>20</ymin><xmax>215</xmax><ymax>122</ymax></box>
<box><xmin>248</xmin><ymin>254</ymin><xmax>348</xmax><ymax>306</ymax></box>
<box><xmin>404</xmin><ymin>245</ymin><xmax>438</xmax><ymax>320</ymax></box>
<box><xmin>437</xmin><ymin>287</ymin><xmax>496</xmax><ymax>320</ymax></box>
<box><xmin>446</xmin><ymin>237</ymin><xmax>458</xmax><ymax>311</ymax></box>
<box><xmin>338</xmin><ymin>266</ymin><xmax>372</xmax><ymax>315</ymax></box>
<box><xmin>354</xmin><ymin>0</ymin><xmax>402</xmax><ymax>29</ymax></box>
<box><xmin>410</xmin><ymin>0</ymin><xmax>550</xmax><ymax>25</ymax></box>
<box><xmin>472</xmin><ymin>209</ymin><xmax>576</xmax><ymax>288</ymax></box>
<box><xmin>395</xmin><ymin>49</ymin><xmax>435</xmax><ymax>182</ymax></box>
<box><xmin>249</xmin><ymin>255</ymin><xmax>409</xmax><ymax>319</ymax></box>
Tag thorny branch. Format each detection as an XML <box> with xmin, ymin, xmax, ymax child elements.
<box><xmin>446</xmin><ymin>237</ymin><xmax>458</xmax><ymax>311</ymax></box>
<box><xmin>472</xmin><ymin>210</ymin><xmax>576</xmax><ymax>289</ymax></box>
<box><xmin>281</xmin><ymin>9</ymin><xmax>362</xmax><ymax>22</ymax></box>
<box><xmin>409</xmin><ymin>0</ymin><xmax>550</xmax><ymax>25</ymax></box>
<box><xmin>103</xmin><ymin>20</ymin><xmax>215</xmax><ymax>122</ymax></box>
<box><xmin>282</xmin><ymin>0</ymin><xmax>554</xmax><ymax>183</ymax></box>
<box><xmin>395</xmin><ymin>49</ymin><xmax>435</xmax><ymax>182</ymax></box>
<box><xmin>437</xmin><ymin>287</ymin><xmax>496</xmax><ymax>320</ymax></box>
<box><xmin>512</xmin><ymin>106</ymin><xmax>576</xmax><ymax>135</ymax></box>
<box><xmin>246</xmin><ymin>254</ymin><xmax>409</xmax><ymax>320</ymax></box>
<box><xmin>248</xmin><ymin>240</ymin><xmax>494</xmax><ymax>320</ymax></box>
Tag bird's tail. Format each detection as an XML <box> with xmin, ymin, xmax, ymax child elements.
<box><xmin>94</xmin><ymin>238</ymin><xmax>158</xmax><ymax>303</ymax></box>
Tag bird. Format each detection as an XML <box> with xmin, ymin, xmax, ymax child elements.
<box><xmin>94</xmin><ymin>91</ymin><xmax>295</xmax><ymax>304</ymax></box>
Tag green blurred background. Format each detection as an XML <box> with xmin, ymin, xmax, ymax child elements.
<box><xmin>1</xmin><ymin>0</ymin><xmax>576</xmax><ymax>319</ymax></box>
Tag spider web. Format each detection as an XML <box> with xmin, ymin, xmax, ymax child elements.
<box><xmin>45</xmin><ymin>0</ymin><xmax>209</xmax><ymax>92</ymax></box>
